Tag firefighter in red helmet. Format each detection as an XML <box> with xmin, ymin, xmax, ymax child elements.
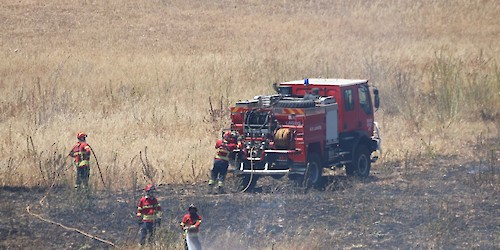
<box><xmin>136</xmin><ymin>184</ymin><xmax>162</xmax><ymax>246</ymax></box>
<box><xmin>208</xmin><ymin>130</ymin><xmax>239</xmax><ymax>194</ymax></box>
<box><xmin>68</xmin><ymin>132</ymin><xmax>92</xmax><ymax>190</ymax></box>
<box><xmin>180</xmin><ymin>204</ymin><xmax>202</xmax><ymax>250</ymax></box>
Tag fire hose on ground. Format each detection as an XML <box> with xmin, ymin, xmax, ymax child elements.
<box><xmin>239</xmin><ymin>146</ymin><xmax>256</xmax><ymax>193</ymax></box>
<box><xmin>26</xmin><ymin>144</ymin><xmax>116</xmax><ymax>247</ymax></box>
<box><xmin>26</xmin><ymin>205</ymin><xmax>116</xmax><ymax>247</ymax></box>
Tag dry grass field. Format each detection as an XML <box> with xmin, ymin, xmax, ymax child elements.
<box><xmin>1</xmin><ymin>0</ymin><xmax>499</xmax><ymax>249</ymax></box>
<box><xmin>1</xmin><ymin>0</ymin><xmax>499</xmax><ymax>187</ymax></box>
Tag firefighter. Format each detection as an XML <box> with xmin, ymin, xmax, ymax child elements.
<box><xmin>136</xmin><ymin>184</ymin><xmax>162</xmax><ymax>246</ymax></box>
<box><xmin>208</xmin><ymin>131</ymin><xmax>238</xmax><ymax>194</ymax></box>
<box><xmin>68</xmin><ymin>132</ymin><xmax>92</xmax><ymax>190</ymax></box>
<box><xmin>180</xmin><ymin>204</ymin><xmax>202</xmax><ymax>250</ymax></box>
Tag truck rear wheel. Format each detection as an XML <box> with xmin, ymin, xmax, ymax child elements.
<box><xmin>346</xmin><ymin>145</ymin><xmax>371</xmax><ymax>177</ymax></box>
<box><xmin>289</xmin><ymin>153</ymin><xmax>324</xmax><ymax>188</ymax></box>
<box><xmin>304</xmin><ymin>153</ymin><xmax>324</xmax><ymax>188</ymax></box>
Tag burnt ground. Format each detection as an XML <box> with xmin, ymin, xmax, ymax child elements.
<box><xmin>1</xmin><ymin>153</ymin><xmax>499</xmax><ymax>249</ymax></box>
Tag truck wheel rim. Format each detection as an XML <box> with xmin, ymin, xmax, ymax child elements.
<box><xmin>308</xmin><ymin>162</ymin><xmax>320</xmax><ymax>183</ymax></box>
<box><xmin>357</xmin><ymin>154</ymin><xmax>368</xmax><ymax>174</ymax></box>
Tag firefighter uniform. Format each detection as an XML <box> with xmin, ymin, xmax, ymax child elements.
<box><xmin>136</xmin><ymin>185</ymin><xmax>162</xmax><ymax>246</ymax></box>
<box><xmin>209</xmin><ymin>137</ymin><xmax>238</xmax><ymax>193</ymax></box>
<box><xmin>69</xmin><ymin>132</ymin><xmax>92</xmax><ymax>189</ymax></box>
<box><xmin>180</xmin><ymin>204</ymin><xmax>202</xmax><ymax>250</ymax></box>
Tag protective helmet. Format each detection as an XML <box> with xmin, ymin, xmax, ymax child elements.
<box><xmin>77</xmin><ymin>132</ymin><xmax>87</xmax><ymax>141</ymax></box>
<box><xmin>215</xmin><ymin>139</ymin><xmax>223</xmax><ymax>148</ymax></box>
<box><xmin>229</xmin><ymin>131</ymin><xmax>237</xmax><ymax>143</ymax></box>
<box><xmin>144</xmin><ymin>184</ymin><xmax>155</xmax><ymax>192</ymax></box>
<box><xmin>188</xmin><ymin>204</ymin><xmax>197</xmax><ymax>212</ymax></box>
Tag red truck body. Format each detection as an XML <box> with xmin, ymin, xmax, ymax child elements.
<box><xmin>226</xmin><ymin>78</ymin><xmax>381</xmax><ymax>189</ymax></box>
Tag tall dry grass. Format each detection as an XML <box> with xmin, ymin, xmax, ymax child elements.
<box><xmin>0</xmin><ymin>0</ymin><xmax>499</xmax><ymax>188</ymax></box>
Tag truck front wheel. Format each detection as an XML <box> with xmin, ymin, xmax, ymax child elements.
<box><xmin>346</xmin><ymin>145</ymin><xmax>371</xmax><ymax>177</ymax></box>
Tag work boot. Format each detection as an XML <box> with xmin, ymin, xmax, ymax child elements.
<box><xmin>218</xmin><ymin>186</ymin><xmax>225</xmax><ymax>194</ymax></box>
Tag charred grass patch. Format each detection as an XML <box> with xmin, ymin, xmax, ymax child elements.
<box><xmin>2</xmin><ymin>137</ymin><xmax>497</xmax><ymax>249</ymax></box>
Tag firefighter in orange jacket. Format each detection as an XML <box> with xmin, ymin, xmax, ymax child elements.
<box><xmin>68</xmin><ymin>132</ymin><xmax>92</xmax><ymax>189</ymax></box>
<box><xmin>180</xmin><ymin>204</ymin><xmax>202</xmax><ymax>250</ymax></box>
<box><xmin>136</xmin><ymin>184</ymin><xmax>162</xmax><ymax>246</ymax></box>
<box><xmin>208</xmin><ymin>131</ymin><xmax>239</xmax><ymax>194</ymax></box>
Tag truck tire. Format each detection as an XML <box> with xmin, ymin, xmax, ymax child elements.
<box><xmin>346</xmin><ymin>145</ymin><xmax>371</xmax><ymax>177</ymax></box>
<box><xmin>305</xmin><ymin>153</ymin><xmax>324</xmax><ymax>188</ymax></box>
<box><xmin>275</xmin><ymin>99</ymin><xmax>315</xmax><ymax>108</ymax></box>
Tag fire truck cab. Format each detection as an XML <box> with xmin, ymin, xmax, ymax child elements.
<box><xmin>227</xmin><ymin>78</ymin><xmax>381</xmax><ymax>190</ymax></box>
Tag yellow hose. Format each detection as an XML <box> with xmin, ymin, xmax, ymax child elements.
<box><xmin>274</xmin><ymin>128</ymin><xmax>291</xmax><ymax>149</ymax></box>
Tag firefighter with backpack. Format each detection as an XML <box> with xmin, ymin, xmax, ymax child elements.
<box><xmin>208</xmin><ymin>131</ymin><xmax>240</xmax><ymax>194</ymax></box>
<box><xmin>68</xmin><ymin>132</ymin><xmax>92</xmax><ymax>190</ymax></box>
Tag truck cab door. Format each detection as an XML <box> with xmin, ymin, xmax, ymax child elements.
<box><xmin>356</xmin><ymin>84</ymin><xmax>374</xmax><ymax>136</ymax></box>
<box><xmin>341</xmin><ymin>84</ymin><xmax>374</xmax><ymax>135</ymax></box>
<box><xmin>341</xmin><ymin>87</ymin><xmax>357</xmax><ymax>133</ymax></box>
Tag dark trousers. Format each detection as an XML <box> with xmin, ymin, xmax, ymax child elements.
<box><xmin>75</xmin><ymin>166</ymin><xmax>90</xmax><ymax>188</ymax></box>
<box><xmin>139</xmin><ymin>222</ymin><xmax>155</xmax><ymax>245</ymax></box>
<box><xmin>210</xmin><ymin>159</ymin><xmax>229</xmax><ymax>185</ymax></box>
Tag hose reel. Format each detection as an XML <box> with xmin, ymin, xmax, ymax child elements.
<box><xmin>274</xmin><ymin>128</ymin><xmax>292</xmax><ymax>149</ymax></box>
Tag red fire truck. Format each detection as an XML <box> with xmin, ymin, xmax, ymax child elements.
<box><xmin>226</xmin><ymin>78</ymin><xmax>381</xmax><ymax>190</ymax></box>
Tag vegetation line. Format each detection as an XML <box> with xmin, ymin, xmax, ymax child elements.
<box><xmin>26</xmin><ymin>205</ymin><xmax>116</xmax><ymax>247</ymax></box>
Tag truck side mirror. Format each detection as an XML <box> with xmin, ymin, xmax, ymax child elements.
<box><xmin>373</xmin><ymin>88</ymin><xmax>380</xmax><ymax>110</ymax></box>
<box><xmin>272</xmin><ymin>83</ymin><xmax>280</xmax><ymax>94</ymax></box>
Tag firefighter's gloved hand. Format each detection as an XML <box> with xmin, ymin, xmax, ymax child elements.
<box><xmin>137</xmin><ymin>217</ymin><xmax>143</xmax><ymax>226</ymax></box>
<box><xmin>156</xmin><ymin>219</ymin><xmax>161</xmax><ymax>227</ymax></box>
